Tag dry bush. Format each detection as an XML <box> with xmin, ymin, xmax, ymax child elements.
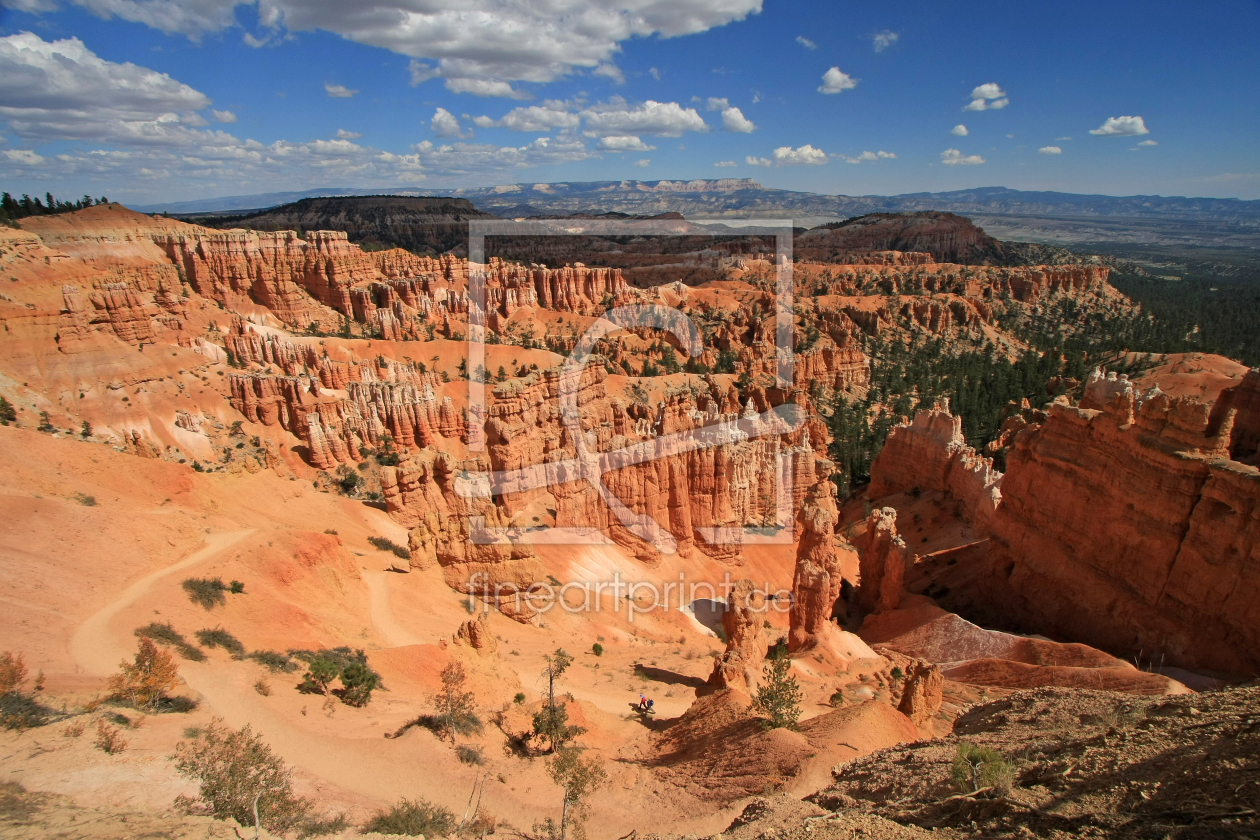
<box><xmin>253</xmin><ymin>678</ymin><xmax>272</xmax><ymax>697</ymax></box>
<box><xmin>93</xmin><ymin>719</ymin><xmax>127</xmax><ymax>754</ymax></box>
<box><xmin>950</xmin><ymin>742</ymin><xmax>1014</xmax><ymax>794</ymax></box>
<box><xmin>134</xmin><ymin>622</ymin><xmax>206</xmax><ymax>662</ymax></box>
<box><xmin>182</xmin><ymin>577</ymin><xmax>227</xmax><ymax>610</ymax></box>
<box><xmin>108</xmin><ymin>638</ymin><xmax>179</xmax><ymax>710</ymax></box>
<box><xmin>364</xmin><ymin>798</ymin><xmax>455</xmax><ymax>836</ymax></box>
<box><xmin>174</xmin><ymin>718</ymin><xmax>310</xmax><ymax>832</ymax></box>
<box><xmin>64</xmin><ymin>718</ymin><xmax>87</xmax><ymax>738</ymax></box>
<box><xmin>0</xmin><ymin>652</ymin><xmax>27</xmax><ymax>695</ymax></box>
<box><xmin>195</xmin><ymin>627</ymin><xmax>245</xmax><ymax>656</ymax></box>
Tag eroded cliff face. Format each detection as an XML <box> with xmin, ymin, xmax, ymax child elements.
<box><xmin>985</xmin><ymin>390</ymin><xmax>1259</xmax><ymax>675</ymax></box>
<box><xmin>868</xmin><ymin>403</ymin><xmax>1003</xmax><ymax>534</ymax></box>
<box><xmin>1209</xmin><ymin>368</ymin><xmax>1260</xmax><ymax>465</ymax></box>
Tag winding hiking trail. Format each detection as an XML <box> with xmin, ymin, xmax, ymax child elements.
<box><xmin>69</xmin><ymin>529</ymin><xmax>256</xmax><ymax>677</ymax></box>
<box><xmin>362</xmin><ymin>569</ymin><xmax>425</xmax><ymax>648</ymax></box>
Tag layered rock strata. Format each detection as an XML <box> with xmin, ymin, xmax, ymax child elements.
<box><xmin>868</xmin><ymin>403</ymin><xmax>1003</xmax><ymax>533</ymax></box>
<box><xmin>987</xmin><ymin>389</ymin><xmax>1260</xmax><ymax>674</ymax></box>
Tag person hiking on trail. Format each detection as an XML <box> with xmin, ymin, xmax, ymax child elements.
<box><xmin>646</xmin><ymin>698</ymin><xmax>654</xmax><ymax>713</ymax></box>
<box><xmin>639</xmin><ymin>693</ymin><xmax>647</xmax><ymax>710</ymax></box>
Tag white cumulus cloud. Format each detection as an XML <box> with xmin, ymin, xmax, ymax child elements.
<box><xmin>581</xmin><ymin>98</ymin><xmax>707</xmax><ymax>137</ymax></box>
<box><xmin>818</xmin><ymin>66</ymin><xmax>857</xmax><ymax>94</ymax></box>
<box><xmin>596</xmin><ymin>135</ymin><xmax>655</xmax><ymax>152</ymax></box>
<box><xmin>0</xmin><ymin>31</ymin><xmax>215</xmax><ymax>144</ymax></box>
<box><xmin>941</xmin><ymin>148</ymin><xmax>984</xmax><ymax>165</ymax></box>
<box><xmin>841</xmin><ymin>150</ymin><xmax>895</xmax><ymax>164</ymax></box>
<box><xmin>431</xmin><ymin>107</ymin><xmax>473</xmax><ymax>139</ymax></box>
<box><xmin>473</xmin><ymin>104</ymin><xmax>580</xmax><ymax>131</ymax></box>
<box><xmin>324</xmin><ymin>83</ymin><xmax>357</xmax><ymax>98</ymax></box>
<box><xmin>593</xmin><ymin>63</ymin><xmax>625</xmax><ymax>85</ymax></box>
<box><xmin>1089</xmin><ymin>115</ymin><xmax>1150</xmax><ymax>136</ymax></box>
<box><xmin>211</xmin><ymin>109</ymin><xmax>237</xmax><ymax>123</ymax></box>
<box><xmin>633</xmin><ymin>158</ymin><xmax>649</xmax><ymax>167</ymax></box>
<box><xmin>714</xmin><ymin>160</ymin><xmax>736</xmax><ymax>167</ymax></box>
<box><xmin>872</xmin><ymin>30</ymin><xmax>898</xmax><ymax>52</ymax></box>
<box><xmin>69</xmin><ymin>0</ymin><xmax>762</xmax><ymax>97</ymax></box>
<box><xmin>964</xmin><ymin>83</ymin><xmax>1007</xmax><ymax>111</ymax></box>
<box><xmin>706</xmin><ymin>98</ymin><xmax>754</xmax><ymax>132</ymax></box>
<box><xmin>796</xmin><ymin>35</ymin><xmax>816</xmax><ymax>49</ymax></box>
<box><xmin>951</xmin><ymin>124</ymin><xmax>968</xmax><ymax>136</ymax></box>
<box><xmin>2</xmin><ymin>148</ymin><xmax>46</xmax><ymax>165</ymax></box>
<box><xmin>1138</xmin><ymin>139</ymin><xmax>1158</xmax><ymax>146</ymax></box>
<box><xmin>335</xmin><ymin>128</ymin><xmax>362</xmax><ymax>139</ymax></box>
<box><xmin>747</xmin><ymin>144</ymin><xmax>826</xmax><ymax>166</ymax></box>
<box><xmin>1038</xmin><ymin>145</ymin><xmax>1061</xmax><ymax>155</ymax></box>
<box><xmin>720</xmin><ymin>107</ymin><xmax>755</xmax><ymax>132</ymax></box>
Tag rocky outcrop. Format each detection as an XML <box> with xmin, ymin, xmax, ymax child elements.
<box><xmin>454</xmin><ymin>612</ymin><xmax>498</xmax><ymax>654</ymax></box>
<box><xmin>855</xmin><ymin>508</ymin><xmax>912</xmax><ymax>615</ymax></box>
<box><xmin>227</xmin><ymin>364</ymin><xmax>453</xmax><ymax>469</ymax></box>
<box><xmin>704</xmin><ymin>578</ymin><xmax>767</xmax><ymax>694</ymax></box>
<box><xmin>896</xmin><ymin>660</ymin><xmax>943</xmax><ymax>727</ymax></box>
<box><xmin>407</xmin><ymin>506</ymin><xmax>547</xmax><ymax>622</ymax></box>
<box><xmin>157</xmin><ymin>229</ymin><xmax>370</xmax><ymax>327</ymax></box>
<box><xmin>1209</xmin><ymin>368</ymin><xmax>1260</xmax><ymax>464</ymax></box>
<box><xmin>986</xmin><ymin>388</ymin><xmax>1260</xmax><ymax>675</ymax></box>
<box><xmin>788</xmin><ymin>462</ymin><xmax>846</xmax><ymax>651</ymax></box>
<box><xmin>868</xmin><ymin>403</ymin><xmax>1003</xmax><ymax>533</ymax></box>
<box><xmin>485</xmin><ymin>260</ymin><xmax>628</xmax><ymax>319</ymax></box>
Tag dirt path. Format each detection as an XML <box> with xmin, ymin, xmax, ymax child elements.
<box><xmin>362</xmin><ymin>570</ymin><xmax>425</xmax><ymax>648</ymax></box>
<box><xmin>68</xmin><ymin>530</ymin><xmax>255</xmax><ymax>677</ymax></box>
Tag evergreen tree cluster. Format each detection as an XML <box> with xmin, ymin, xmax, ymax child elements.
<box><xmin>820</xmin><ymin>296</ymin><xmax>1167</xmax><ymax>496</ymax></box>
<box><xmin>1</xmin><ymin>192</ymin><xmax>109</xmax><ymax>226</ymax></box>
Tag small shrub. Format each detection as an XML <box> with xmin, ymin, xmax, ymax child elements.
<box><xmin>951</xmin><ymin>742</ymin><xmax>1014</xmax><ymax>794</ymax></box>
<box><xmin>94</xmin><ymin>719</ymin><xmax>127</xmax><ymax>754</ymax></box>
<box><xmin>254</xmin><ymin>678</ymin><xmax>272</xmax><ymax>697</ymax></box>
<box><xmin>0</xmin><ymin>396</ymin><xmax>16</xmax><ymax>426</ymax></box>
<box><xmin>246</xmin><ymin>650</ymin><xmax>297</xmax><ymax>673</ymax></box>
<box><xmin>828</xmin><ymin>689</ymin><xmax>845</xmax><ymax>707</ymax></box>
<box><xmin>135</xmin><ymin>622</ymin><xmax>205</xmax><ymax>662</ymax></box>
<box><xmin>455</xmin><ymin>744</ymin><xmax>484</xmax><ymax>765</ymax></box>
<box><xmin>64</xmin><ymin>718</ymin><xmax>87</xmax><ymax>738</ymax></box>
<box><xmin>364</xmin><ymin>798</ymin><xmax>455</xmax><ymax>836</ymax></box>
<box><xmin>174</xmin><ymin>718</ymin><xmax>310</xmax><ymax>832</ymax></box>
<box><xmin>591</xmin><ymin>643</ymin><xmax>603</xmax><ymax>657</ymax></box>
<box><xmin>0</xmin><ymin>652</ymin><xmax>27</xmax><ymax>695</ymax></box>
<box><xmin>890</xmin><ymin>666</ymin><xmax>904</xmax><ymax>682</ymax></box>
<box><xmin>195</xmin><ymin>628</ymin><xmax>245</xmax><ymax>657</ymax></box>
<box><xmin>1</xmin><ymin>690</ymin><xmax>54</xmax><ymax>731</ymax></box>
<box><xmin>298</xmin><ymin>813</ymin><xmax>350</xmax><ymax>838</ymax></box>
<box><xmin>367</xmin><ymin>536</ymin><xmax>409</xmax><ymax>560</ymax></box>
<box><xmin>73</xmin><ymin>492</ymin><xmax>97</xmax><ymax>506</ymax></box>
<box><xmin>338</xmin><ymin>662</ymin><xmax>377</xmax><ymax>707</ymax></box>
<box><xmin>514</xmin><ymin>692</ymin><xmax>526</xmax><ymax>705</ymax></box>
<box><xmin>298</xmin><ymin>658</ymin><xmax>339</xmax><ymax>696</ymax></box>
<box><xmin>108</xmin><ymin>638</ymin><xmax>179</xmax><ymax>711</ymax></box>
<box><xmin>229</xmin><ymin>580</ymin><xmax>246</xmax><ymax>594</ymax></box>
<box><xmin>182</xmin><ymin>577</ymin><xmax>227</xmax><ymax>610</ymax></box>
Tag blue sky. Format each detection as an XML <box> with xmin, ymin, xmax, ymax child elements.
<box><xmin>1</xmin><ymin>0</ymin><xmax>1258</xmax><ymax>204</ymax></box>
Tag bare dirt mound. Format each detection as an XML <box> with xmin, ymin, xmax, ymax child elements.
<box><xmin>701</xmin><ymin>685</ymin><xmax>1260</xmax><ymax>840</ymax></box>
<box><xmin>861</xmin><ymin>598</ymin><xmax>1185</xmax><ymax>696</ymax></box>
<box><xmin>645</xmin><ymin>689</ymin><xmax>918</xmax><ymax>805</ymax></box>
